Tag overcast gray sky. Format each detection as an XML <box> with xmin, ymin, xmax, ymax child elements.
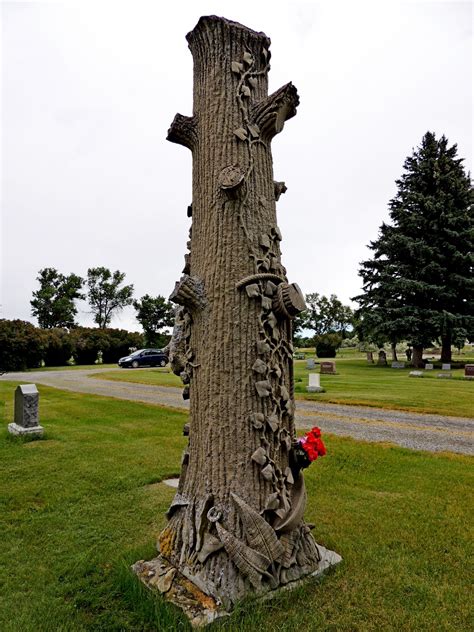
<box><xmin>1</xmin><ymin>0</ymin><xmax>472</xmax><ymax>332</ymax></box>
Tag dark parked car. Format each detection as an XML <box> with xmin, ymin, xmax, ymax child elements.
<box><xmin>118</xmin><ymin>348</ymin><xmax>168</xmax><ymax>368</ymax></box>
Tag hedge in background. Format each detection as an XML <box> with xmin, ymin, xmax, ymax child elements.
<box><xmin>0</xmin><ymin>319</ymin><xmax>44</xmax><ymax>371</ymax></box>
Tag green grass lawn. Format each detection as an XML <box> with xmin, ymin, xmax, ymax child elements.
<box><xmin>1</xmin><ymin>382</ymin><xmax>472</xmax><ymax>631</ymax></box>
<box><xmin>93</xmin><ymin>357</ymin><xmax>474</xmax><ymax>418</ymax></box>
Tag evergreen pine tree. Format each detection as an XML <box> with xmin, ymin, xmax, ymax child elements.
<box><xmin>354</xmin><ymin>132</ymin><xmax>473</xmax><ymax>367</ymax></box>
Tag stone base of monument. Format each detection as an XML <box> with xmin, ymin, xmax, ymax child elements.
<box><xmin>8</xmin><ymin>422</ymin><xmax>44</xmax><ymax>437</ymax></box>
<box><xmin>133</xmin><ymin>545</ymin><xmax>342</xmax><ymax>628</ymax></box>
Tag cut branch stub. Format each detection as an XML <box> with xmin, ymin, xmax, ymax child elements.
<box><xmin>272</xmin><ymin>282</ymin><xmax>306</xmax><ymax>319</ymax></box>
<box><xmin>169</xmin><ymin>275</ymin><xmax>206</xmax><ymax>311</ymax></box>
<box><xmin>218</xmin><ymin>164</ymin><xmax>246</xmax><ymax>193</ymax></box>
<box><xmin>167</xmin><ymin>113</ymin><xmax>197</xmax><ymax>151</ymax></box>
<box><xmin>274</xmin><ymin>181</ymin><xmax>287</xmax><ymax>201</ymax></box>
<box><xmin>250</xmin><ymin>82</ymin><xmax>299</xmax><ymax>141</ymax></box>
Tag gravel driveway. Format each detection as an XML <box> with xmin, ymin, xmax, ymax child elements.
<box><xmin>2</xmin><ymin>368</ymin><xmax>472</xmax><ymax>455</ymax></box>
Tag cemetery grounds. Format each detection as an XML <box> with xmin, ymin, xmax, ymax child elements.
<box><xmin>0</xmin><ymin>350</ymin><xmax>473</xmax><ymax>630</ymax></box>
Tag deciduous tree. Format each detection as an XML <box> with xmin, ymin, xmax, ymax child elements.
<box><xmin>133</xmin><ymin>294</ymin><xmax>174</xmax><ymax>347</ymax></box>
<box><xmin>30</xmin><ymin>267</ymin><xmax>84</xmax><ymax>329</ymax></box>
<box><xmin>86</xmin><ymin>267</ymin><xmax>134</xmax><ymax>329</ymax></box>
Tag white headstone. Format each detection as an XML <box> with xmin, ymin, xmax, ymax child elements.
<box><xmin>307</xmin><ymin>373</ymin><xmax>324</xmax><ymax>392</ymax></box>
<box><xmin>424</xmin><ymin>363</ymin><xmax>433</xmax><ymax>370</ymax></box>
<box><xmin>409</xmin><ymin>371</ymin><xmax>424</xmax><ymax>378</ymax></box>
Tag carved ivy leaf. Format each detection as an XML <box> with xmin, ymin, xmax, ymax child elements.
<box><xmin>284</xmin><ymin>467</ymin><xmax>294</xmax><ymax>485</ymax></box>
<box><xmin>241</xmin><ymin>85</ymin><xmax>251</xmax><ymax>98</ymax></box>
<box><xmin>271</xmin><ymin>364</ymin><xmax>282</xmax><ymax>379</ymax></box>
<box><xmin>252</xmin><ymin>358</ymin><xmax>267</xmax><ymax>375</ymax></box>
<box><xmin>265</xmin><ymin>492</ymin><xmax>280</xmax><ymax>511</ymax></box>
<box><xmin>267</xmin><ymin>311</ymin><xmax>278</xmax><ymax>330</ymax></box>
<box><xmin>259</xmin><ymin>234</ymin><xmax>271</xmax><ymax>250</ymax></box>
<box><xmin>266</xmin><ymin>414</ymin><xmax>279</xmax><ymax>433</ymax></box>
<box><xmin>280</xmin><ymin>429</ymin><xmax>292</xmax><ymax>451</ymax></box>
<box><xmin>279</xmin><ymin>385</ymin><xmax>290</xmax><ymax>402</ymax></box>
<box><xmin>246</xmin><ymin>283</ymin><xmax>260</xmax><ymax>298</ymax></box>
<box><xmin>243</xmin><ymin>51</ymin><xmax>253</xmax><ymax>65</ymax></box>
<box><xmin>258</xmin><ymin>258</ymin><xmax>270</xmax><ymax>272</ymax></box>
<box><xmin>247</xmin><ymin>122</ymin><xmax>260</xmax><ymax>138</ymax></box>
<box><xmin>251</xmin><ymin>446</ymin><xmax>267</xmax><ymax>465</ymax></box>
<box><xmin>255</xmin><ymin>380</ymin><xmax>272</xmax><ymax>398</ymax></box>
<box><xmin>264</xmin><ymin>281</ymin><xmax>277</xmax><ymax>297</ymax></box>
<box><xmin>248</xmin><ymin>76</ymin><xmax>258</xmax><ymax>89</ymax></box>
<box><xmin>234</xmin><ymin>127</ymin><xmax>248</xmax><ymax>141</ymax></box>
<box><xmin>249</xmin><ymin>412</ymin><xmax>265</xmax><ymax>430</ymax></box>
<box><xmin>257</xmin><ymin>340</ymin><xmax>271</xmax><ymax>354</ymax></box>
<box><xmin>261</xmin><ymin>463</ymin><xmax>274</xmax><ymax>481</ymax></box>
<box><xmin>231</xmin><ymin>61</ymin><xmax>244</xmax><ymax>74</ymax></box>
<box><xmin>272</xmin><ymin>226</ymin><xmax>282</xmax><ymax>241</ymax></box>
<box><xmin>261</xmin><ymin>296</ymin><xmax>272</xmax><ymax>311</ymax></box>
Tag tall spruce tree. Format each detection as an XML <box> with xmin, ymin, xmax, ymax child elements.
<box><xmin>354</xmin><ymin>132</ymin><xmax>473</xmax><ymax>367</ymax></box>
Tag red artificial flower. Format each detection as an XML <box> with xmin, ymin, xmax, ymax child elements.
<box><xmin>299</xmin><ymin>426</ymin><xmax>327</xmax><ymax>462</ymax></box>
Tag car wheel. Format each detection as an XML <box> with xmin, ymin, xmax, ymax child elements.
<box><xmin>132</xmin><ymin>360</ymin><xmax>139</xmax><ymax>369</ymax></box>
<box><xmin>160</xmin><ymin>359</ymin><xmax>166</xmax><ymax>367</ymax></box>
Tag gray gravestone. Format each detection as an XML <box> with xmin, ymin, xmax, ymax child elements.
<box><xmin>8</xmin><ymin>384</ymin><xmax>44</xmax><ymax>437</ymax></box>
<box><xmin>377</xmin><ymin>350</ymin><xmax>387</xmax><ymax>366</ymax></box>
<box><xmin>441</xmin><ymin>363</ymin><xmax>451</xmax><ymax>371</ymax></box>
<box><xmin>409</xmin><ymin>371</ymin><xmax>423</xmax><ymax>378</ymax></box>
<box><xmin>425</xmin><ymin>363</ymin><xmax>433</xmax><ymax>370</ymax></box>
<box><xmin>437</xmin><ymin>373</ymin><xmax>452</xmax><ymax>379</ymax></box>
<box><xmin>307</xmin><ymin>373</ymin><xmax>324</xmax><ymax>392</ymax></box>
<box><xmin>306</xmin><ymin>358</ymin><xmax>315</xmax><ymax>370</ymax></box>
<box><xmin>391</xmin><ymin>361</ymin><xmax>406</xmax><ymax>369</ymax></box>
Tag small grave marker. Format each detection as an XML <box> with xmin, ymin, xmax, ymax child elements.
<box><xmin>307</xmin><ymin>373</ymin><xmax>324</xmax><ymax>392</ymax></box>
<box><xmin>377</xmin><ymin>350</ymin><xmax>387</xmax><ymax>366</ymax></box>
<box><xmin>441</xmin><ymin>363</ymin><xmax>451</xmax><ymax>371</ymax></box>
<box><xmin>409</xmin><ymin>371</ymin><xmax>423</xmax><ymax>378</ymax></box>
<box><xmin>425</xmin><ymin>363</ymin><xmax>433</xmax><ymax>370</ymax></box>
<box><xmin>320</xmin><ymin>361</ymin><xmax>336</xmax><ymax>374</ymax></box>
<box><xmin>8</xmin><ymin>384</ymin><xmax>44</xmax><ymax>437</ymax></box>
<box><xmin>391</xmin><ymin>361</ymin><xmax>405</xmax><ymax>369</ymax></box>
<box><xmin>306</xmin><ymin>358</ymin><xmax>315</xmax><ymax>370</ymax></box>
<box><xmin>437</xmin><ymin>372</ymin><xmax>452</xmax><ymax>379</ymax></box>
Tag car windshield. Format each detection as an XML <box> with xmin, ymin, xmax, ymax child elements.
<box><xmin>130</xmin><ymin>349</ymin><xmax>145</xmax><ymax>357</ymax></box>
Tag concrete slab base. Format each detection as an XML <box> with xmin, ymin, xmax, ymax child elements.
<box><xmin>8</xmin><ymin>422</ymin><xmax>44</xmax><ymax>437</ymax></box>
<box><xmin>133</xmin><ymin>544</ymin><xmax>342</xmax><ymax>628</ymax></box>
<box><xmin>306</xmin><ymin>387</ymin><xmax>325</xmax><ymax>392</ymax></box>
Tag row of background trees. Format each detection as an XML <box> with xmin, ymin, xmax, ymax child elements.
<box><xmin>29</xmin><ymin>266</ymin><xmax>174</xmax><ymax>346</ymax></box>
<box><xmin>0</xmin><ymin>267</ymin><xmax>176</xmax><ymax>370</ymax></box>
<box><xmin>3</xmin><ymin>132</ymin><xmax>472</xmax><ymax>369</ymax></box>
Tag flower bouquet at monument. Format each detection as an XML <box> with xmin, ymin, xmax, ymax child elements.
<box><xmin>293</xmin><ymin>426</ymin><xmax>327</xmax><ymax>469</ymax></box>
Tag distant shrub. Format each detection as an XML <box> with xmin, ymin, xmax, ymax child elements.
<box><xmin>315</xmin><ymin>333</ymin><xmax>342</xmax><ymax>358</ymax></box>
<box><xmin>0</xmin><ymin>319</ymin><xmax>45</xmax><ymax>371</ymax></box>
<box><xmin>67</xmin><ymin>327</ymin><xmax>145</xmax><ymax>365</ymax></box>
<box><xmin>101</xmin><ymin>329</ymin><xmax>145</xmax><ymax>363</ymax></box>
<box><xmin>42</xmin><ymin>328</ymin><xmax>74</xmax><ymax>366</ymax></box>
<box><xmin>69</xmin><ymin>328</ymin><xmax>111</xmax><ymax>365</ymax></box>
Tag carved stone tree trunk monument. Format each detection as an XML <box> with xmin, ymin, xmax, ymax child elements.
<box><xmin>134</xmin><ymin>16</ymin><xmax>340</xmax><ymax>625</ymax></box>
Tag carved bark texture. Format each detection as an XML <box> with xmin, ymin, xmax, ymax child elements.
<box><xmin>161</xmin><ymin>16</ymin><xmax>320</xmax><ymax>608</ymax></box>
